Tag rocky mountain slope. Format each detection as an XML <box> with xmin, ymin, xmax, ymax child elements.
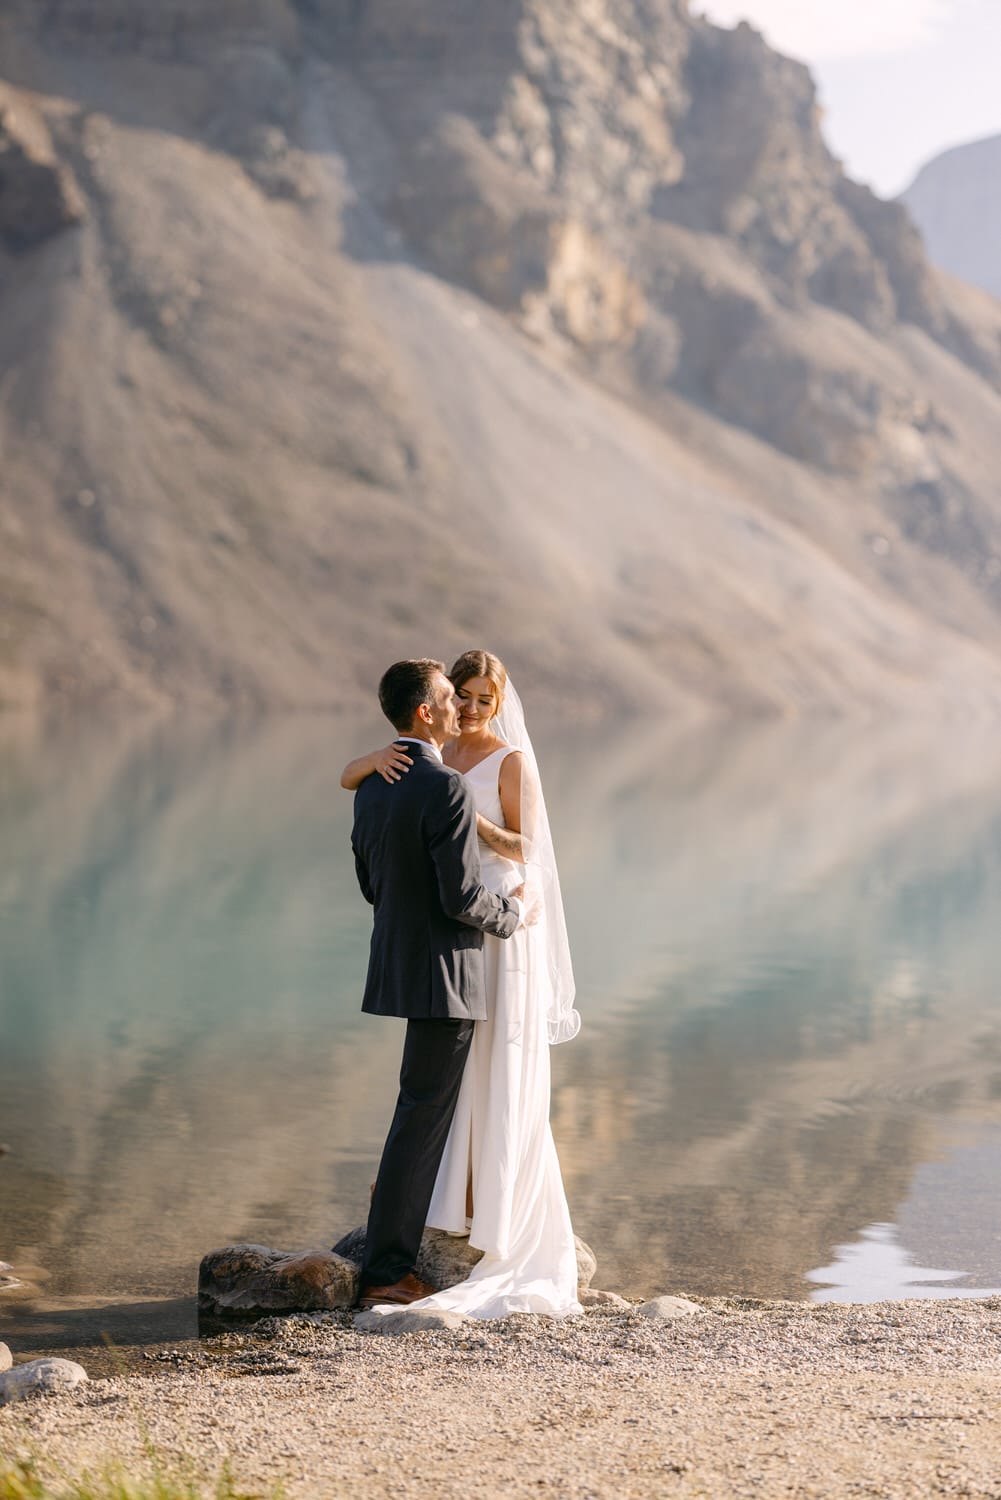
<box><xmin>2</xmin><ymin>0</ymin><xmax>1001</xmax><ymax>716</ymax></box>
<box><xmin>902</xmin><ymin>132</ymin><xmax>1001</xmax><ymax>301</ymax></box>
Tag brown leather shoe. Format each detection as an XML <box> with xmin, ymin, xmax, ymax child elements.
<box><xmin>357</xmin><ymin>1272</ymin><xmax>436</xmax><ymax>1310</ymax></box>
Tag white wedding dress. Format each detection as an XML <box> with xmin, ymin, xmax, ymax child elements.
<box><xmin>378</xmin><ymin>745</ymin><xmax>582</xmax><ymax>1319</ymax></box>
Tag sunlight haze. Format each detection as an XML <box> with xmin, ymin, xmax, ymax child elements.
<box><xmin>699</xmin><ymin>0</ymin><xmax>1001</xmax><ymax>195</ymax></box>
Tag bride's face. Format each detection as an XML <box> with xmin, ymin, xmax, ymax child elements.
<box><xmin>456</xmin><ymin>675</ymin><xmax>498</xmax><ymax>736</ymax></box>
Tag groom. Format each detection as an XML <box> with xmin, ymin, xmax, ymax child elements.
<box><xmin>352</xmin><ymin>658</ymin><xmax>525</xmax><ymax>1308</ymax></box>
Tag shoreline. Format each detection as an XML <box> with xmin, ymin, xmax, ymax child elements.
<box><xmin>3</xmin><ymin>1295</ymin><xmax>1001</xmax><ymax>1498</ymax></box>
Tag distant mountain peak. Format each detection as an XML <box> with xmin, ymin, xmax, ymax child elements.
<box><xmin>902</xmin><ymin>132</ymin><xmax>1001</xmax><ymax>301</ymax></box>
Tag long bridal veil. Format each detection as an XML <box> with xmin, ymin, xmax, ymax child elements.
<box><xmin>493</xmin><ymin>680</ymin><xmax>581</xmax><ymax>1046</ymax></box>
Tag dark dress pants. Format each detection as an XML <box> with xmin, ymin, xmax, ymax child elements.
<box><xmin>360</xmin><ymin>1016</ymin><xmax>474</xmax><ymax>1287</ymax></box>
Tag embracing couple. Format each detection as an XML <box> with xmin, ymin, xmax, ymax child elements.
<box><xmin>342</xmin><ymin>650</ymin><xmax>581</xmax><ymax>1319</ymax></box>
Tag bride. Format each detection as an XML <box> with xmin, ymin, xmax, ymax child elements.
<box><xmin>341</xmin><ymin>649</ymin><xmax>582</xmax><ymax>1318</ymax></box>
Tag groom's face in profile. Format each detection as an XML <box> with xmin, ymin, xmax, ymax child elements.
<box><xmin>423</xmin><ymin>671</ymin><xmax>461</xmax><ymax>746</ymax></box>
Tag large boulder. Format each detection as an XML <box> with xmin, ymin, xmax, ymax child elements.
<box><xmin>198</xmin><ymin>1244</ymin><xmax>359</xmax><ymax>1322</ymax></box>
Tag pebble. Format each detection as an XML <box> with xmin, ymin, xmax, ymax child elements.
<box><xmin>0</xmin><ymin>1344</ymin><xmax>11</xmax><ymax>1373</ymax></box>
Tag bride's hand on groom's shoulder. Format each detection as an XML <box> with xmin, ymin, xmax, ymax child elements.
<box><xmin>374</xmin><ymin>744</ymin><xmax>413</xmax><ymax>783</ymax></box>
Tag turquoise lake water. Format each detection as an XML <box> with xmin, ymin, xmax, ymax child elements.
<box><xmin>2</xmin><ymin>713</ymin><xmax>1001</xmax><ymax>1357</ymax></box>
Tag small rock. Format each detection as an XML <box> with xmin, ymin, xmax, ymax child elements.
<box><xmin>574</xmin><ymin>1238</ymin><xmax>597</xmax><ymax>1292</ymax></box>
<box><xmin>636</xmin><ymin>1295</ymin><xmax>702</xmax><ymax>1321</ymax></box>
<box><xmin>0</xmin><ymin>1343</ymin><xmax>12</xmax><ymax>1372</ymax></box>
<box><xmin>579</xmin><ymin>1288</ymin><xmax>631</xmax><ymax>1310</ymax></box>
<box><xmin>355</xmin><ymin>1307</ymin><xmax>468</xmax><ymax>1334</ymax></box>
<box><xmin>0</xmin><ymin>1358</ymin><xmax>88</xmax><ymax>1405</ymax></box>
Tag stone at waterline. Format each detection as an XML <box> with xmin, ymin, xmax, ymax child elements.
<box><xmin>199</xmin><ymin>1230</ymin><xmax>599</xmax><ymax>1323</ymax></box>
<box><xmin>636</xmin><ymin>1295</ymin><xmax>702</xmax><ymax>1320</ymax></box>
<box><xmin>198</xmin><ymin>1245</ymin><xmax>359</xmax><ymax>1323</ymax></box>
<box><xmin>0</xmin><ymin>1358</ymin><xmax>88</xmax><ymax>1405</ymax></box>
<box><xmin>0</xmin><ymin>1262</ymin><xmax>21</xmax><ymax>1293</ymax></box>
<box><xmin>333</xmin><ymin>1226</ymin><xmax>597</xmax><ymax>1293</ymax></box>
<box><xmin>579</xmin><ymin>1288</ymin><xmax>632</xmax><ymax>1310</ymax></box>
<box><xmin>354</xmin><ymin>1307</ymin><xmax>468</xmax><ymax>1335</ymax></box>
<box><xmin>0</xmin><ymin>1343</ymin><xmax>12</xmax><ymax>1372</ymax></box>
<box><xmin>573</xmin><ymin>1237</ymin><xmax>597</xmax><ymax>1292</ymax></box>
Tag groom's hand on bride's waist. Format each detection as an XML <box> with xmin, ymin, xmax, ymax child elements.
<box><xmin>510</xmin><ymin>883</ymin><xmax>541</xmax><ymax>928</ymax></box>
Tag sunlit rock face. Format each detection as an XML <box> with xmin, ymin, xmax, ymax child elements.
<box><xmin>322</xmin><ymin>1</ymin><xmax>992</xmax><ymax>416</ymax></box>
<box><xmin>0</xmin><ymin>89</ymin><xmax>83</xmax><ymax>249</ymax></box>
<box><xmin>2</xmin><ymin>1</ymin><xmax>1001</xmax><ymax>714</ymax></box>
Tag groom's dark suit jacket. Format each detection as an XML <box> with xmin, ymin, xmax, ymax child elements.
<box><xmin>352</xmin><ymin>739</ymin><xmax>520</xmax><ymax>1021</ymax></box>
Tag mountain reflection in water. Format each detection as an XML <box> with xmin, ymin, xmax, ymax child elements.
<box><xmin>2</xmin><ymin>713</ymin><xmax>1001</xmax><ymax>1353</ymax></box>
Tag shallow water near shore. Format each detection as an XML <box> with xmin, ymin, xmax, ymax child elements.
<box><xmin>2</xmin><ymin>711</ymin><xmax>1001</xmax><ymax>1359</ymax></box>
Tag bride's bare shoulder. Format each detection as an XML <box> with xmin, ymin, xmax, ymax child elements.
<box><xmin>497</xmin><ymin>747</ymin><xmax>526</xmax><ymax>785</ymax></box>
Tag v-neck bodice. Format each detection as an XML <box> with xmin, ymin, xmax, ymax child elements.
<box><xmin>460</xmin><ymin>745</ymin><xmax>516</xmax><ymax>823</ymax></box>
<box><xmin>455</xmin><ymin>745</ymin><xmax>521</xmax><ymax>894</ymax></box>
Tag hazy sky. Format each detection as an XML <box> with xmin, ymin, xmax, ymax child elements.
<box><xmin>698</xmin><ymin>0</ymin><xmax>1001</xmax><ymax>197</ymax></box>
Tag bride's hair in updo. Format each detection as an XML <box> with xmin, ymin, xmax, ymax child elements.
<box><xmin>449</xmin><ymin>649</ymin><xmax>507</xmax><ymax>720</ymax></box>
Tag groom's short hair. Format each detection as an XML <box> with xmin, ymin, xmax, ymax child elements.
<box><xmin>379</xmin><ymin>658</ymin><xmax>446</xmax><ymax>731</ymax></box>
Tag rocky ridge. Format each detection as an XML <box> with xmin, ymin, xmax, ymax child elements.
<box><xmin>1</xmin><ymin>0</ymin><xmax>1001</xmax><ymax>714</ymax></box>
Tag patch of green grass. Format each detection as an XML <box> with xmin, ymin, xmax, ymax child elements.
<box><xmin>0</xmin><ymin>1461</ymin><xmax>278</xmax><ymax>1500</ymax></box>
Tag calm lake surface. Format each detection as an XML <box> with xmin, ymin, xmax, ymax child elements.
<box><xmin>2</xmin><ymin>712</ymin><xmax>1001</xmax><ymax>1358</ymax></box>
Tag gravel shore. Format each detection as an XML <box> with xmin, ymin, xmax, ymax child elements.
<box><xmin>3</xmin><ymin>1297</ymin><xmax>1001</xmax><ymax>1499</ymax></box>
